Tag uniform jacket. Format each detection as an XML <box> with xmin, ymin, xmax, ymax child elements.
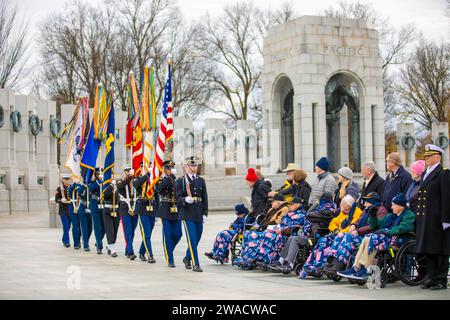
<box><xmin>55</xmin><ymin>186</ymin><xmax>70</xmax><ymax>216</ymax></box>
<box><xmin>381</xmin><ymin>166</ymin><xmax>412</xmax><ymax>211</ymax></box>
<box><xmin>175</xmin><ymin>174</ymin><xmax>208</xmax><ymax>223</ymax></box>
<box><xmin>88</xmin><ymin>179</ymin><xmax>103</xmax><ymax>204</ymax></box>
<box><xmin>328</xmin><ymin>205</ymin><xmax>363</xmax><ymax>233</ymax></box>
<box><xmin>369</xmin><ymin>208</ymin><xmax>415</xmax><ymax>236</ymax></box>
<box><xmin>133</xmin><ymin>172</ymin><xmax>157</xmax><ymax>216</ymax></box>
<box><xmin>308</xmin><ymin>172</ymin><xmax>338</xmax><ymax>206</ymax></box>
<box><xmin>102</xmin><ymin>184</ymin><xmax>119</xmax><ymax>216</ymax></box>
<box><xmin>117</xmin><ymin>175</ymin><xmax>135</xmax><ymax>216</ymax></box>
<box><xmin>68</xmin><ymin>183</ymin><xmax>85</xmax><ymax>212</ymax></box>
<box><xmin>155</xmin><ymin>173</ymin><xmax>179</xmax><ymax>221</ymax></box>
<box><xmin>415</xmin><ymin>164</ymin><xmax>450</xmax><ymax>255</ymax></box>
<box><xmin>251</xmin><ymin>179</ymin><xmax>271</xmax><ymax>215</ymax></box>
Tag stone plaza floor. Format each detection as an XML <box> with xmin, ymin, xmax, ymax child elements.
<box><xmin>0</xmin><ymin>211</ymin><xmax>448</xmax><ymax>300</ymax></box>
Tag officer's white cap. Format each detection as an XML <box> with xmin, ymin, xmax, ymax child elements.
<box><xmin>122</xmin><ymin>164</ymin><xmax>132</xmax><ymax>171</ymax></box>
<box><xmin>61</xmin><ymin>174</ymin><xmax>71</xmax><ymax>179</ymax></box>
<box><xmin>424</xmin><ymin>144</ymin><xmax>445</xmax><ymax>156</ymax></box>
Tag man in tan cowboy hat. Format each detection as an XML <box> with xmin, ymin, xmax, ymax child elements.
<box><xmin>268</xmin><ymin>163</ymin><xmax>300</xmax><ymax>202</ymax></box>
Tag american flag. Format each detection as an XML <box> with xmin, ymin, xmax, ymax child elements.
<box><xmin>146</xmin><ymin>63</ymin><xmax>173</xmax><ymax>198</ymax></box>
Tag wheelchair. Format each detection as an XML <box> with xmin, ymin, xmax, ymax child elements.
<box><xmin>230</xmin><ymin>212</ymin><xmax>260</xmax><ymax>265</ymax></box>
<box><xmin>348</xmin><ymin>234</ymin><xmax>426</xmax><ymax>288</ymax></box>
<box><xmin>291</xmin><ymin>227</ymin><xmax>331</xmax><ymax>276</ymax></box>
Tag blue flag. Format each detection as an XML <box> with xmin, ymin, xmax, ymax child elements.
<box><xmin>80</xmin><ymin>118</ymin><xmax>102</xmax><ymax>184</ymax></box>
<box><xmin>102</xmin><ymin>105</ymin><xmax>115</xmax><ymax>188</ymax></box>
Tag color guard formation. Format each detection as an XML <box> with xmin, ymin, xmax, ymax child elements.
<box><xmin>56</xmin><ymin>156</ymin><xmax>208</xmax><ymax>272</ymax></box>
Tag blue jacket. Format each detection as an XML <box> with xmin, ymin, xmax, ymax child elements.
<box><xmin>175</xmin><ymin>174</ymin><xmax>208</xmax><ymax>223</ymax></box>
<box><xmin>381</xmin><ymin>166</ymin><xmax>412</xmax><ymax>211</ymax></box>
<box><xmin>155</xmin><ymin>173</ymin><xmax>178</xmax><ymax>221</ymax></box>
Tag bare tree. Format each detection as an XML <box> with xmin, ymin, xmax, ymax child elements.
<box><xmin>0</xmin><ymin>0</ymin><xmax>29</xmax><ymax>89</ymax></box>
<box><xmin>397</xmin><ymin>40</ymin><xmax>449</xmax><ymax>130</ymax></box>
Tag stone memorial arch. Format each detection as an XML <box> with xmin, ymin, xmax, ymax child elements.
<box><xmin>261</xmin><ymin>16</ymin><xmax>385</xmax><ymax>175</ymax></box>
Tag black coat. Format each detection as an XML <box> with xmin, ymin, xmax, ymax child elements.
<box><xmin>358</xmin><ymin>171</ymin><xmax>384</xmax><ymax>206</ymax></box>
<box><xmin>117</xmin><ymin>176</ymin><xmax>135</xmax><ymax>216</ymax></box>
<box><xmin>155</xmin><ymin>173</ymin><xmax>179</xmax><ymax>221</ymax></box>
<box><xmin>280</xmin><ymin>180</ymin><xmax>311</xmax><ymax>209</ymax></box>
<box><xmin>251</xmin><ymin>179</ymin><xmax>271</xmax><ymax>215</ymax></box>
<box><xmin>175</xmin><ymin>174</ymin><xmax>208</xmax><ymax>223</ymax></box>
<box><xmin>55</xmin><ymin>186</ymin><xmax>70</xmax><ymax>216</ymax></box>
<box><xmin>415</xmin><ymin>164</ymin><xmax>450</xmax><ymax>255</ymax></box>
<box><xmin>132</xmin><ymin>172</ymin><xmax>158</xmax><ymax>216</ymax></box>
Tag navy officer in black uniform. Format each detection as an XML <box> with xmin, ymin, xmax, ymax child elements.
<box><xmin>175</xmin><ymin>156</ymin><xmax>208</xmax><ymax>272</ymax></box>
<box><xmin>102</xmin><ymin>179</ymin><xmax>120</xmax><ymax>257</ymax></box>
<box><xmin>133</xmin><ymin>162</ymin><xmax>157</xmax><ymax>264</ymax></box>
<box><xmin>155</xmin><ymin>160</ymin><xmax>181</xmax><ymax>268</ymax></box>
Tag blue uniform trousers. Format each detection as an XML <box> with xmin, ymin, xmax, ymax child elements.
<box><xmin>69</xmin><ymin>206</ymin><xmax>81</xmax><ymax>248</ymax></box>
<box><xmin>162</xmin><ymin>219</ymin><xmax>182</xmax><ymax>264</ymax></box>
<box><xmin>60</xmin><ymin>215</ymin><xmax>71</xmax><ymax>246</ymax></box>
<box><xmin>78</xmin><ymin>204</ymin><xmax>93</xmax><ymax>249</ymax></box>
<box><xmin>182</xmin><ymin>220</ymin><xmax>203</xmax><ymax>267</ymax></box>
<box><xmin>121</xmin><ymin>214</ymin><xmax>139</xmax><ymax>255</ymax></box>
<box><xmin>90</xmin><ymin>200</ymin><xmax>105</xmax><ymax>250</ymax></box>
<box><xmin>138</xmin><ymin>215</ymin><xmax>155</xmax><ymax>257</ymax></box>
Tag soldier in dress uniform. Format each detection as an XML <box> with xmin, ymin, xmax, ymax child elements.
<box><xmin>55</xmin><ymin>174</ymin><xmax>72</xmax><ymax>248</ymax></box>
<box><xmin>133</xmin><ymin>162</ymin><xmax>157</xmax><ymax>264</ymax></box>
<box><xmin>67</xmin><ymin>178</ymin><xmax>82</xmax><ymax>250</ymax></box>
<box><xmin>175</xmin><ymin>156</ymin><xmax>208</xmax><ymax>272</ymax></box>
<box><xmin>88</xmin><ymin>168</ymin><xmax>105</xmax><ymax>254</ymax></box>
<box><xmin>117</xmin><ymin>164</ymin><xmax>138</xmax><ymax>260</ymax></box>
<box><xmin>416</xmin><ymin>144</ymin><xmax>450</xmax><ymax>290</ymax></box>
<box><xmin>155</xmin><ymin>160</ymin><xmax>181</xmax><ymax>268</ymax></box>
<box><xmin>102</xmin><ymin>179</ymin><xmax>120</xmax><ymax>257</ymax></box>
<box><xmin>75</xmin><ymin>181</ymin><xmax>93</xmax><ymax>251</ymax></box>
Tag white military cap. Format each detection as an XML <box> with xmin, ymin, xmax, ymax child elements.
<box><xmin>61</xmin><ymin>173</ymin><xmax>71</xmax><ymax>179</ymax></box>
<box><xmin>122</xmin><ymin>164</ymin><xmax>132</xmax><ymax>171</ymax></box>
<box><xmin>424</xmin><ymin>144</ymin><xmax>445</xmax><ymax>157</ymax></box>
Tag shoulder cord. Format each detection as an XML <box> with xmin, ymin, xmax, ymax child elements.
<box><xmin>184</xmin><ymin>174</ymin><xmax>192</xmax><ymax>197</ymax></box>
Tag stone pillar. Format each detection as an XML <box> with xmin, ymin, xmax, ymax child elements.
<box><xmin>235</xmin><ymin>120</ymin><xmax>257</xmax><ymax>175</ymax></box>
<box><xmin>396</xmin><ymin>122</ymin><xmax>415</xmax><ymax>168</ymax></box>
<box><xmin>371</xmin><ymin>101</ymin><xmax>386</xmax><ymax>176</ymax></box>
<box><xmin>173</xmin><ymin>117</ymin><xmax>194</xmax><ymax>175</ymax></box>
<box><xmin>114</xmin><ymin>109</ymin><xmax>128</xmax><ymax>172</ymax></box>
<box><xmin>0</xmin><ymin>89</ymin><xmax>16</xmax><ymax>215</ymax></box>
<box><xmin>431</xmin><ymin>122</ymin><xmax>449</xmax><ymax>167</ymax></box>
<box><xmin>299</xmin><ymin>103</ymin><xmax>314</xmax><ymax>172</ymax></box>
<box><xmin>203</xmin><ymin>118</ymin><xmax>225</xmax><ymax>176</ymax></box>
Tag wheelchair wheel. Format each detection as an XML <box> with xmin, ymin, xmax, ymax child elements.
<box><xmin>231</xmin><ymin>236</ymin><xmax>242</xmax><ymax>264</ymax></box>
<box><xmin>395</xmin><ymin>240</ymin><xmax>426</xmax><ymax>286</ymax></box>
<box><xmin>326</xmin><ymin>274</ymin><xmax>342</xmax><ymax>282</ymax></box>
<box><xmin>293</xmin><ymin>247</ymin><xmax>309</xmax><ymax>276</ymax></box>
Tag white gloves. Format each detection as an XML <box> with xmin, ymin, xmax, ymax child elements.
<box><xmin>129</xmin><ymin>169</ymin><xmax>135</xmax><ymax>176</ymax></box>
<box><xmin>443</xmin><ymin>223</ymin><xmax>450</xmax><ymax>230</ymax></box>
<box><xmin>203</xmin><ymin>215</ymin><xmax>207</xmax><ymax>224</ymax></box>
<box><xmin>185</xmin><ymin>196</ymin><xmax>194</xmax><ymax>204</ymax></box>
<box><xmin>111</xmin><ymin>180</ymin><xmax>116</xmax><ymax>186</ymax></box>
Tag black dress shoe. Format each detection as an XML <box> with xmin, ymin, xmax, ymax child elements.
<box><xmin>64</xmin><ymin>244</ymin><xmax>71</xmax><ymax>248</ymax></box>
<box><xmin>168</xmin><ymin>263</ymin><xmax>176</xmax><ymax>268</ymax></box>
<box><xmin>74</xmin><ymin>246</ymin><xmax>80</xmax><ymax>250</ymax></box>
<box><xmin>111</xmin><ymin>252</ymin><xmax>118</xmax><ymax>258</ymax></box>
<box><xmin>97</xmin><ymin>248</ymin><xmax>102</xmax><ymax>255</ymax></box>
<box><xmin>183</xmin><ymin>257</ymin><xmax>192</xmax><ymax>269</ymax></box>
<box><xmin>139</xmin><ymin>254</ymin><xmax>147</xmax><ymax>261</ymax></box>
<box><xmin>84</xmin><ymin>247</ymin><xmax>90</xmax><ymax>252</ymax></box>
<box><xmin>147</xmin><ymin>256</ymin><xmax>156</xmax><ymax>264</ymax></box>
<box><xmin>107</xmin><ymin>248</ymin><xmax>111</xmax><ymax>255</ymax></box>
<box><xmin>204</xmin><ymin>252</ymin><xmax>214</xmax><ymax>259</ymax></box>
<box><xmin>129</xmin><ymin>254</ymin><xmax>137</xmax><ymax>260</ymax></box>
<box><xmin>192</xmin><ymin>265</ymin><xmax>203</xmax><ymax>272</ymax></box>
<box><xmin>126</xmin><ymin>253</ymin><xmax>130</xmax><ymax>259</ymax></box>
<box><xmin>430</xmin><ymin>283</ymin><xmax>448</xmax><ymax>290</ymax></box>
<box><xmin>420</xmin><ymin>279</ymin><xmax>434</xmax><ymax>289</ymax></box>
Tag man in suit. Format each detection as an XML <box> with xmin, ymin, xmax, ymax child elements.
<box><xmin>175</xmin><ymin>156</ymin><xmax>208</xmax><ymax>272</ymax></box>
<box><xmin>416</xmin><ymin>144</ymin><xmax>450</xmax><ymax>290</ymax></box>
<box><xmin>358</xmin><ymin>161</ymin><xmax>385</xmax><ymax>208</ymax></box>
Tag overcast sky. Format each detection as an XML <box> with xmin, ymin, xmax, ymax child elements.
<box><xmin>10</xmin><ymin>0</ymin><xmax>449</xmax><ymax>94</ymax></box>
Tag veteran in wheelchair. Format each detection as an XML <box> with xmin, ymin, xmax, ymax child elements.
<box><xmin>337</xmin><ymin>193</ymin><xmax>422</xmax><ymax>287</ymax></box>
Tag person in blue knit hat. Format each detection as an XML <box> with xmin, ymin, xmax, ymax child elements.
<box><xmin>204</xmin><ymin>204</ymin><xmax>250</xmax><ymax>264</ymax></box>
<box><xmin>308</xmin><ymin>157</ymin><xmax>338</xmax><ymax>207</ymax></box>
<box><xmin>338</xmin><ymin>192</ymin><xmax>415</xmax><ymax>281</ymax></box>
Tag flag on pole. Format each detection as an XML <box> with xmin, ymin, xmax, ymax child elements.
<box><xmin>142</xmin><ymin>67</ymin><xmax>157</xmax><ymax>174</ymax></box>
<box><xmin>126</xmin><ymin>71</ymin><xmax>143</xmax><ymax>176</ymax></box>
<box><xmin>102</xmin><ymin>101</ymin><xmax>115</xmax><ymax>189</ymax></box>
<box><xmin>146</xmin><ymin>63</ymin><xmax>173</xmax><ymax>198</ymax></box>
<box><xmin>64</xmin><ymin>97</ymin><xmax>89</xmax><ymax>181</ymax></box>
